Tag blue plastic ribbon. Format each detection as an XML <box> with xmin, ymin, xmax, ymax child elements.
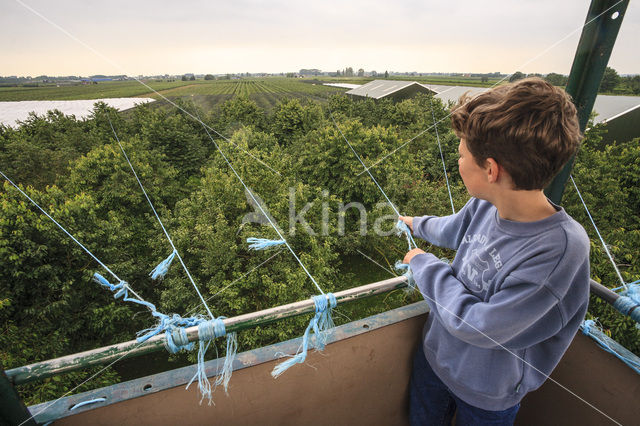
<box><xmin>149</xmin><ymin>250</ymin><xmax>177</xmax><ymax>281</ymax></box>
<box><xmin>395</xmin><ymin>261</ymin><xmax>416</xmax><ymax>291</ymax></box>
<box><xmin>272</xmin><ymin>293</ymin><xmax>337</xmax><ymax>377</ymax></box>
<box><xmin>247</xmin><ymin>237</ymin><xmax>286</xmax><ymax>250</ymax></box>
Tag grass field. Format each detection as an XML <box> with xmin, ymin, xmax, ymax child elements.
<box><xmin>0</xmin><ymin>78</ymin><xmax>346</xmax><ymax>111</ymax></box>
<box><xmin>0</xmin><ymin>80</ymin><xmax>212</xmax><ymax>101</ymax></box>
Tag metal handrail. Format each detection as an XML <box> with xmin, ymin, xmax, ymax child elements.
<box><xmin>7</xmin><ymin>276</ymin><xmax>409</xmax><ymax>385</ymax></box>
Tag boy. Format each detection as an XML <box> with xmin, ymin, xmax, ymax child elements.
<box><xmin>399</xmin><ymin>77</ymin><xmax>590</xmax><ymax>425</ymax></box>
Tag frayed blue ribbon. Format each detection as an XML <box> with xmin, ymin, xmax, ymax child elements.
<box><xmin>94</xmin><ymin>272</ymin><xmax>236</xmax><ymax>403</ymax></box>
<box><xmin>150</xmin><ymin>250</ymin><xmax>177</xmax><ymax>281</ymax></box>
<box><xmin>613</xmin><ymin>283</ymin><xmax>640</xmax><ymax>327</ymax></box>
<box><xmin>621</xmin><ymin>283</ymin><xmax>640</xmax><ymax>304</ymax></box>
<box><xmin>272</xmin><ymin>293</ymin><xmax>337</xmax><ymax>378</ymax></box>
<box><xmin>94</xmin><ymin>272</ymin><xmax>200</xmax><ymax>344</ymax></box>
<box><xmin>395</xmin><ymin>219</ymin><xmax>417</xmax><ymax>250</ymax></box>
<box><xmin>247</xmin><ymin>237</ymin><xmax>286</xmax><ymax>250</ymax></box>
<box><xmin>183</xmin><ymin>318</ymin><xmax>237</xmax><ymax>405</ymax></box>
<box><xmin>93</xmin><ymin>272</ymin><xmax>157</xmax><ymax>313</ymax></box>
<box><xmin>395</xmin><ymin>218</ymin><xmax>418</xmax><ymax>292</ymax></box>
<box><xmin>395</xmin><ymin>261</ymin><xmax>416</xmax><ymax>291</ymax></box>
<box><xmin>581</xmin><ymin>319</ymin><xmax>640</xmax><ymax>374</ymax></box>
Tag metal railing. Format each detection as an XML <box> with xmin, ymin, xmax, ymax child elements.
<box><xmin>6</xmin><ymin>276</ymin><xmax>409</xmax><ymax>385</ymax></box>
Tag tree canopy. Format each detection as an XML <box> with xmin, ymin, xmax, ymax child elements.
<box><xmin>1</xmin><ymin>93</ymin><xmax>638</xmax><ymax>405</ymax></box>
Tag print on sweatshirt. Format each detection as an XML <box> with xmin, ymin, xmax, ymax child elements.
<box><xmin>459</xmin><ymin>233</ymin><xmax>503</xmax><ymax>293</ymax></box>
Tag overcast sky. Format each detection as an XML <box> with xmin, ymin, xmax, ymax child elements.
<box><xmin>2</xmin><ymin>0</ymin><xmax>638</xmax><ymax>76</ymax></box>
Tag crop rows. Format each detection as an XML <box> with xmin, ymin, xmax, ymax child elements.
<box><xmin>149</xmin><ymin>79</ymin><xmax>342</xmax><ymax>97</ymax></box>
<box><xmin>154</xmin><ymin>79</ymin><xmax>345</xmax><ymax>110</ymax></box>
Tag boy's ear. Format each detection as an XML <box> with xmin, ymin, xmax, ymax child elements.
<box><xmin>486</xmin><ymin>158</ymin><xmax>513</xmax><ymax>186</ymax></box>
<box><xmin>485</xmin><ymin>157</ymin><xmax>501</xmax><ymax>183</ymax></box>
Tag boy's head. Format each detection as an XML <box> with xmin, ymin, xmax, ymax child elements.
<box><xmin>450</xmin><ymin>77</ymin><xmax>582</xmax><ymax>191</ymax></box>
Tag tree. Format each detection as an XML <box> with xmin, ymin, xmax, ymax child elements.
<box><xmin>204</xmin><ymin>74</ymin><xmax>215</xmax><ymax>80</ymax></box>
<box><xmin>384</xmin><ymin>71</ymin><xmax>389</xmax><ymax>79</ymax></box>
<box><xmin>545</xmin><ymin>72</ymin><xmax>568</xmax><ymax>86</ymax></box>
<box><xmin>0</xmin><ymin>109</ymin><xmax>104</xmax><ymax>189</ymax></box>
<box><xmin>345</xmin><ymin>67</ymin><xmax>354</xmax><ymax>77</ymax></box>
<box><xmin>271</xmin><ymin>98</ymin><xmax>306</xmax><ymax>144</ymax></box>
<box><xmin>0</xmin><ymin>183</ymin><xmax>134</xmax><ymax>403</ymax></box>
<box><xmin>131</xmin><ymin>103</ymin><xmax>210</xmax><ymax>180</ymax></box>
<box><xmin>218</xmin><ymin>96</ymin><xmax>265</xmax><ymax>131</ymax></box>
<box><xmin>509</xmin><ymin>71</ymin><xmax>525</xmax><ymax>82</ymax></box>
<box><xmin>181</xmin><ymin>75</ymin><xmax>188</xmax><ymax>81</ymax></box>
<box><xmin>481</xmin><ymin>76</ymin><xmax>489</xmax><ymax>83</ymax></box>
<box><xmin>357</xmin><ymin>68</ymin><xmax>365</xmax><ymax>77</ymax></box>
<box><xmin>630</xmin><ymin>75</ymin><xmax>640</xmax><ymax>95</ymax></box>
<box><xmin>189</xmin><ymin>75</ymin><xmax>196</xmax><ymax>81</ymax></box>
<box><xmin>599</xmin><ymin>67</ymin><xmax>620</xmax><ymax>93</ymax></box>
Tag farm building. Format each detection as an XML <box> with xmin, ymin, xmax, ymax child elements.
<box><xmin>428</xmin><ymin>84</ymin><xmax>488</xmax><ymax>104</ymax></box>
<box><xmin>346</xmin><ymin>80</ymin><xmax>435</xmax><ymax>101</ymax></box>
<box><xmin>591</xmin><ymin>94</ymin><xmax>640</xmax><ymax>144</ymax></box>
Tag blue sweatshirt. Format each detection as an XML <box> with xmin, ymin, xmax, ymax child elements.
<box><xmin>409</xmin><ymin>197</ymin><xmax>590</xmax><ymax>411</ymax></box>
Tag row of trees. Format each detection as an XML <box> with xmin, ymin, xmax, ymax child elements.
<box><xmin>509</xmin><ymin>67</ymin><xmax>639</xmax><ymax>94</ymax></box>
<box><xmin>334</xmin><ymin>68</ymin><xmax>389</xmax><ymax>78</ymax></box>
<box><xmin>1</xmin><ymin>93</ymin><xmax>638</xmax><ymax>404</ymax></box>
<box><xmin>598</xmin><ymin>67</ymin><xmax>640</xmax><ymax>94</ymax></box>
<box><xmin>508</xmin><ymin>71</ymin><xmax>567</xmax><ymax>85</ymax></box>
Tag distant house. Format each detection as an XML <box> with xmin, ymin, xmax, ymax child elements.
<box><xmin>80</xmin><ymin>78</ymin><xmax>112</xmax><ymax>84</ymax></box>
<box><xmin>346</xmin><ymin>80</ymin><xmax>435</xmax><ymax>101</ymax></box>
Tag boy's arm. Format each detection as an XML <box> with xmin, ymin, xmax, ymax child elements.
<box><xmin>409</xmin><ymin>248</ymin><xmax>589</xmax><ymax>350</ymax></box>
<box><xmin>411</xmin><ymin>198</ymin><xmax>479</xmax><ymax>250</ymax></box>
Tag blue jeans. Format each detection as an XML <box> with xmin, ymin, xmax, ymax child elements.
<box><xmin>409</xmin><ymin>345</ymin><xmax>520</xmax><ymax>426</ymax></box>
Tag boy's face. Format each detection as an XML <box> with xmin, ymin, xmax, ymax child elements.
<box><xmin>458</xmin><ymin>138</ymin><xmax>489</xmax><ymax>199</ymax></box>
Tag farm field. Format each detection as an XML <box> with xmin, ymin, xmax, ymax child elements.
<box><xmin>0</xmin><ymin>75</ymin><xmax>506</xmax><ymax>119</ymax></box>
<box><xmin>0</xmin><ymin>76</ymin><xmax>500</xmax><ymax>113</ymax></box>
<box><xmin>0</xmin><ymin>79</ymin><xmax>209</xmax><ymax>101</ymax></box>
<box><xmin>148</xmin><ymin>78</ymin><xmax>346</xmax><ymax>111</ymax></box>
<box><xmin>0</xmin><ymin>78</ymin><xmax>346</xmax><ymax>111</ymax></box>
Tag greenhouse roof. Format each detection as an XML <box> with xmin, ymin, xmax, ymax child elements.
<box><xmin>346</xmin><ymin>80</ymin><xmax>434</xmax><ymax>99</ymax></box>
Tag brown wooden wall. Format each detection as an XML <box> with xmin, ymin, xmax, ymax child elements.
<box><xmin>52</xmin><ymin>308</ymin><xmax>640</xmax><ymax>426</ymax></box>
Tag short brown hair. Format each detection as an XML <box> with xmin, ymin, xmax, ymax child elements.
<box><xmin>450</xmin><ymin>77</ymin><xmax>582</xmax><ymax>190</ymax></box>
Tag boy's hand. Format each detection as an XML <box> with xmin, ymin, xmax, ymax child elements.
<box><xmin>398</xmin><ymin>216</ymin><xmax>414</xmax><ymax>232</ymax></box>
<box><xmin>403</xmin><ymin>248</ymin><xmax>426</xmax><ymax>264</ymax></box>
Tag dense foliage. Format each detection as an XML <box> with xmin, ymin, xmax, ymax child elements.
<box><xmin>1</xmin><ymin>93</ymin><xmax>638</xmax><ymax>405</ymax></box>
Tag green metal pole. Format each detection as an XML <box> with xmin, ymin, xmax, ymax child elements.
<box><xmin>544</xmin><ymin>0</ymin><xmax>629</xmax><ymax>204</ymax></box>
<box><xmin>1</xmin><ymin>368</ymin><xmax>37</xmax><ymax>426</ymax></box>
